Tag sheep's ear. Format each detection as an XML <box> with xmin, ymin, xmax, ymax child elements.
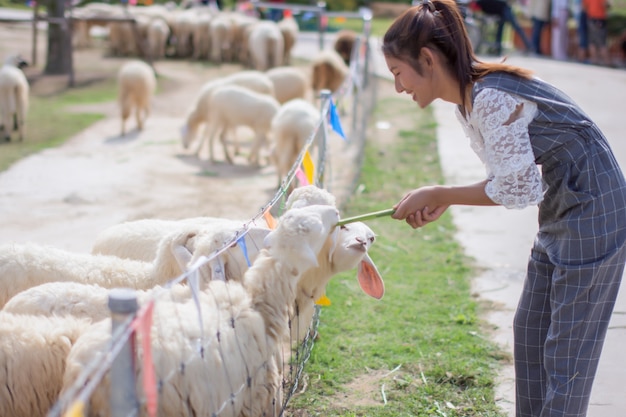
<box><xmin>300</xmin><ymin>243</ymin><xmax>319</xmax><ymax>270</ymax></box>
<box><xmin>357</xmin><ymin>253</ymin><xmax>384</xmax><ymax>299</ymax></box>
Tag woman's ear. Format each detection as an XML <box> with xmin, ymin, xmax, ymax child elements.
<box><xmin>420</xmin><ymin>47</ymin><xmax>435</xmax><ymax>69</ymax></box>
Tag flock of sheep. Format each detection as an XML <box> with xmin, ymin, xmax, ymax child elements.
<box><xmin>0</xmin><ymin>185</ymin><xmax>384</xmax><ymax>417</ymax></box>
<box><xmin>0</xmin><ymin>3</ymin><xmax>380</xmax><ymax>417</ymax></box>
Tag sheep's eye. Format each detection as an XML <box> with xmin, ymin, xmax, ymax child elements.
<box><xmin>340</xmin><ymin>225</ymin><xmax>347</xmax><ymax>230</ymax></box>
<box><xmin>369</xmin><ymin>236</ymin><xmax>375</xmax><ymax>243</ymax></box>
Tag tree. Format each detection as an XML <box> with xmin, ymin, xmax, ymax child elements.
<box><xmin>44</xmin><ymin>0</ymin><xmax>73</xmax><ymax>75</ymax></box>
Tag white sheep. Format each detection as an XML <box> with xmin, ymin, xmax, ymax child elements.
<box><xmin>0</xmin><ymin>312</ymin><xmax>92</xmax><ymax>417</ymax></box>
<box><xmin>247</xmin><ymin>20</ymin><xmax>284</xmax><ymax>71</ymax></box>
<box><xmin>91</xmin><ymin>184</ymin><xmax>331</xmax><ymax>264</ymax></box>
<box><xmin>266</xmin><ymin>65</ymin><xmax>309</xmax><ymax>104</ymax></box>
<box><xmin>0</xmin><ymin>227</ymin><xmax>194</xmax><ymax>308</ymax></box>
<box><xmin>276</xmin><ymin>13</ymin><xmax>299</xmax><ymax>65</ymax></box>
<box><xmin>92</xmin><ymin>216</ymin><xmax>227</xmax><ymax>262</ymax></box>
<box><xmin>0</xmin><ymin>54</ymin><xmax>29</xmax><ymax>142</ymax></box>
<box><xmin>269</xmin><ymin>98</ymin><xmax>321</xmax><ymax>190</ymax></box>
<box><xmin>146</xmin><ymin>16</ymin><xmax>171</xmax><ymax>60</ymax></box>
<box><xmin>192</xmin><ymin>13</ymin><xmax>212</xmax><ymax>60</ymax></box>
<box><xmin>203</xmin><ymin>83</ymin><xmax>280</xmax><ymax>165</ymax></box>
<box><xmin>209</xmin><ymin>13</ymin><xmax>234</xmax><ymax>63</ymax></box>
<box><xmin>3</xmin><ymin>281</ymin><xmax>193</xmax><ymax>322</ymax></box>
<box><xmin>229</xmin><ymin>13</ymin><xmax>259</xmax><ymax>65</ymax></box>
<box><xmin>311</xmin><ymin>48</ymin><xmax>349</xmax><ymax>96</ymax></box>
<box><xmin>181</xmin><ymin>70</ymin><xmax>275</xmax><ymax>158</ymax></box>
<box><xmin>60</xmin><ymin>204</ymin><xmax>340</xmax><ymax>417</ymax></box>
<box><xmin>172</xmin><ymin>9</ymin><xmax>197</xmax><ymax>58</ymax></box>
<box><xmin>117</xmin><ymin>59</ymin><xmax>156</xmax><ymax>136</ymax></box>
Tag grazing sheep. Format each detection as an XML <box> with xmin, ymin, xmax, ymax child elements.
<box><xmin>266</xmin><ymin>65</ymin><xmax>309</xmax><ymax>104</ymax></box>
<box><xmin>277</xmin><ymin>12</ymin><xmax>299</xmax><ymax>65</ymax></box>
<box><xmin>209</xmin><ymin>14</ymin><xmax>234</xmax><ymax>63</ymax></box>
<box><xmin>247</xmin><ymin>20</ymin><xmax>284</xmax><ymax>71</ymax></box>
<box><xmin>0</xmin><ymin>312</ymin><xmax>92</xmax><ymax>417</ymax></box>
<box><xmin>192</xmin><ymin>13</ymin><xmax>212</xmax><ymax>60</ymax></box>
<box><xmin>0</xmin><ymin>228</ymin><xmax>194</xmax><ymax>308</ymax></box>
<box><xmin>333</xmin><ymin>29</ymin><xmax>358</xmax><ymax>65</ymax></box>
<box><xmin>0</xmin><ymin>54</ymin><xmax>29</xmax><ymax>142</ymax></box>
<box><xmin>203</xmin><ymin>84</ymin><xmax>280</xmax><ymax>165</ymax></box>
<box><xmin>229</xmin><ymin>13</ymin><xmax>259</xmax><ymax>65</ymax></box>
<box><xmin>146</xmin><ymin>17</ymin><xmax>171</xmax><ymax>60</ymax></box>
<box><xmin>311</xmin><ymin>48</ymin><xmax>349</xmax><ymax>96</ymax></box>
<box><xmin>172</xmin><ymin>9</ymin><xmax>197</xmax><ymax>58</ymax></box>
<box><xmin>269</xmin><ymin>98</ymin><xmax>321</xmax><ymax>190</ymax></box>
<box><xmin>117</xmin><ymin>59</ymin><xmax>156</xmax><ymax>136</ymax></box>
<box><xmin>60</xmin><ymin>204</ymin><xmax>340</xmax><ymax>417</ymax></box>
<box><xmin>181</xmin><ymin>70</ymin><xmax>275</xmax><ymax>158</ymax></box>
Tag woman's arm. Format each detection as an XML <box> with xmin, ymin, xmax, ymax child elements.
<box><xmin>392</xmin><ymin>180</ymin><xmax>498</xmax><ymax>228</ymax></box>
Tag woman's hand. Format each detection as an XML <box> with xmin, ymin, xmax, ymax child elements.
<box><xmin>392</xmin><ymin>186</ymin><xmax>449</xmax><ymax>229</ymax></box>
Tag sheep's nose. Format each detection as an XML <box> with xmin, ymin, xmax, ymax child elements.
<box><xmin>355</xmin><ymin>237</ymin><xmax>366</xmax><ymax>246</ymax></box>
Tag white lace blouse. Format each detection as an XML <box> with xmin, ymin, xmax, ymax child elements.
<box><xmin>455</xmin><ymin>87</ymin><xmax>544</xmax><ymax>209</ymax></box>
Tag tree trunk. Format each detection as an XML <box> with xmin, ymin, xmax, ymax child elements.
<box><xmin>44</xmin><ymin>0</ymin><xmax>72</xmax><ymax>75</ymax></box>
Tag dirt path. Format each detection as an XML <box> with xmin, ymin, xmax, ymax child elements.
<box><xmin>0</xmin><ymin>23</ymin><xmax>369</xmax><ymax>253</ymax></box>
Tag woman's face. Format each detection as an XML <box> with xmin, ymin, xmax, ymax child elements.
<box><xmin>385</xmin><ymin>55</ymin><xmax>436</xmax><ymax>109</ymax></box>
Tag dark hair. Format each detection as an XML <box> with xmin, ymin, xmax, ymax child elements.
<box><xmin>382</xmin><ymin>0</ymin><xmax>533</xmax><ymax>109</ymax></box>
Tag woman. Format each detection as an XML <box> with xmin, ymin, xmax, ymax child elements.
<box><xmin>382</xmin><ymin>1</ymin><xmax>626</xmax><ymax>416</ymax></box>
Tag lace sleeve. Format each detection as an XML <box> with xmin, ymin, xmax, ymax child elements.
<box><xmin>473</xmin><ymin>88</ymin><xmax>544</xmax><ymax>209</ymax></box>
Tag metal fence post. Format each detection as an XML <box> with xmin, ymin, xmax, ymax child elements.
<box><xmin>108</xmin><ymin>288</ymin><xmax>140</xmax><ymax>417</ymax></box>
<box><xmin>316</xmin><ymin>1</ymin><xmax>326</xmax><ymax>50</ymax></box>
<box><xmin>317</xmin><ymin>89</ymin><xmax>332</xmax><ymax>188</ymax></box>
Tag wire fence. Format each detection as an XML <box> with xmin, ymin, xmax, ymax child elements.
<box><xmin>46</xmin><ymin>6</ymin><xmax>379</xmax><ymax>417</ymax></box>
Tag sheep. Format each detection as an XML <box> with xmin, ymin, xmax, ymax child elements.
<box><xmin>146</xmin><ymin>16</ymin><xmax>171</xmax><ymax>60</ymax></box>
<box><xmin>0</xmin><ymin>54</ymin><xmax>29</xmax><ymax>142</ymax></box>
<box><xmin>92</xmin><ymin>216</ymin><xmax>227</xmax><ymax>262</ymax></box>
<box><xmin>247</xmin><ymin>20</ymin><xmax>284</xmax><ymax>71</ymax></box>
<box><xmin>0</xmin><ymin>312</ymin><xmax>92</xmax><ymax>417</ymax></box>
<box><xmin>0</xmin><ymin>226</ymin><xmax>195</xmax><ymax>308</ymax></box>
<box><xmin>202</xmin><ymin>84</ymin><xmax>280</xmax><ymax>165</ymax></box>
<box><xmin>172</xmin><ymin>9</ymin><xmax>197</xmax><ymax>58</ymax></box>
<box><xmin>269</xmin><ymin>98</ymin><xmax>321</xmax><ymax>191</ymax></box>
<box><xmin>91</xmin><ymin>185</ymin><xmax>331</xmax><ymax>264</ymax></box>
<box><xmin>209</xmin><ymin>13</ymin><xmax>235</xmax><ymax>63</ymax></box>
<box><xmin>117</xmin><ymin>59</ymin><xmax>156</xmax><ymax>136</ymax></box>
<box><xmin>181</xmin><ymin>70</ymin><xmax>275</xmax><ymax>158</ymax></box>
<box><xmin>266</xmin><ymin>65</ymin><xmax>309</xmax><ymax>104</ymax></box>
<box><xmin>192</xmin><ymin>13</ymin><xmax>212</xmax><ymax>60</ymax></box>
<box><xmin>276</xmin><ymin>12</ymin><xmax>299</xmax><ymax>65</ymax></box>
<box><xmin>59</xmin><ymin>204</ymin><xmax>340</xmax><ymax>417</ymax></box>
<box><xmin>3</xmin><ymin>281</ymin><xmax>194</xmax><ymax>322</ymax></box>
<box><xmin>311</xmin><ymin>48</ymin><xmax>349</xmax><ymax>96</ymax></box>
<box><xmin>333</xmin><ymin>29</ymin><xmax>358</xmax><ymax>66</ymax></box>
<box><xmin>229</xmin><ymin>13</ymin><xmax>259</xmax><ymax>65</ymax></box>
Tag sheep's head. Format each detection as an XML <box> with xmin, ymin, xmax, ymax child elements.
<box><xmin>264</xmin><ymin>205</ymin><xmax>339</xmax><ymax>273</ymax></box>
<box><xmin>285</xmin><ymin>185</ymin><xmax>336</xmax><ymax>210</ymax></box>
<box><xmin>330</xmin><ymin>222</ymin><xmax>376</xmax><ymax>273</ymax></box>
<box><xmin>4</xmin><ymin>53</ymin><xmax>28</xmax><ymax>69</ymax></box>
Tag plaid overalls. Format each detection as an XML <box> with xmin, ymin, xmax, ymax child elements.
<box><xmin>473</xmin><ymin>72</ymin><xmax>626</xmax><ymax>417</ymax></box>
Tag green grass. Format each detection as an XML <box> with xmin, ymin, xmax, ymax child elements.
<box><xmin>285</xmin><ymin>90</ymin><xmax>507</xmax><ymax>416</ymax></box>
<box><xmin>0</xmin><ymin>77</ymin><xmax>117</xmax><ymax>172</ymax></box>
